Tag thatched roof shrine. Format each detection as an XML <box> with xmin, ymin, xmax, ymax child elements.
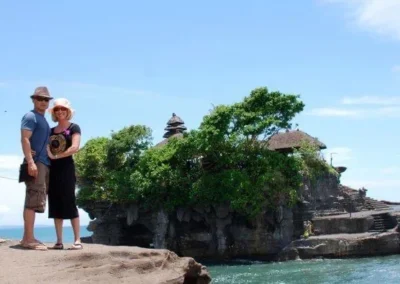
<box><xmin>265</xmin><ymin>129</ymin><xmax>326</xmax><ymax>153</ymax></box>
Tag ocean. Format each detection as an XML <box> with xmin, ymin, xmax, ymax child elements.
<box><xmin>2</xmin><ymin>225</ymin><xmax>400</xmax><ymax>283</ymax></box>
<box><xmin>207</xmin><ymin>255</ymin><xmax>400</xmax><ymax>283</ymax></box>
<box><xmin>0</xmin><ymin>225</ymin><xmax>91</xmax><ymax>243</ymax></box>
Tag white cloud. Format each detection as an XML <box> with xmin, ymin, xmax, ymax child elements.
<box><xmin>376</xmin><ymin>106</ymin><xmax>400</xmax><ymax>117</ymax></box>
<box><xmin>323</xmin><ymin>147</ymin><xmax>352</xmax><ymax>165</ymax></box>
<box><xmin>0</xmin><ymin>205</ymin><xmax>10</xmax><ymax>214</ymax></box>
<box><xmin>308</xmin><ymin>103</ymin><xmax>400</xmax><ymax>118</ymax></box>
<box><xmin>0</xmin><ymin>155</ymin><xmax>22</xmax><ymax>171</ymax></box>
<box><xmin>341</xmin><ymin>96</ymin><xmax>400</xmax><ymax>105</ymax></box>
<box><xmin>392</xmin><ymin>65</ymin><xmax>400</xmax><ymax>73</ymax></box>
<box><xmin>325</xmin><ymin>0</ymin><xmax>400</xmax><ymax>41</ymax></box>
<box><xmin>380</xmin><ymin>167</ymin><xmax>400</xmax><ymax>175</ymax></box>
<box><xmin>306</xmin><ymin>108</ymin><xmax>362</xmax><ymax>117</ymax></box>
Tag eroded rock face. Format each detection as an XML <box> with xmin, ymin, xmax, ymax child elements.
<box><xmin>299</xmin><ymin>173</ymin><xmax>340</xmax><ymax>211</ymax></box>
<box><xmin>277</xmin><ymin>231</ymin><xmax>400</xmax><ymax>261</ymax></box>
<box><xmin>83</xmin><ymin>202</ymin><xmax>294</xmax><ymax>260</ymax></box>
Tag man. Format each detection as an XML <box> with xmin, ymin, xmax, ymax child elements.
<box><xmin>20</xmin><ymin>86</ymin><xmax>53</xmax><ymax>250</ymax></box>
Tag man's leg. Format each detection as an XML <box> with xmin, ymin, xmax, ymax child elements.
<box><xmin>22</xmin><ymin>208</ymin><xmax>36</xmax><ymax>243</ymax></box>
<box><xmin>21</xmin><ymin>162</ymin><xmax>48</xmax><ymax>249</ymax></box>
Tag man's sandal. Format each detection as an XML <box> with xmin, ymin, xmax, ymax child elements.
<box><xmin>21</xmin><ymin>242</ymin><xmax>48</xmax><ymax>251</ymax></box>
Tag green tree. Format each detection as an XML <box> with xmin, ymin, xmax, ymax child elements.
<box><xmin>76</xmin><ymin>87</ymin><xmax>309</xmax><ymax>217</ymax></box>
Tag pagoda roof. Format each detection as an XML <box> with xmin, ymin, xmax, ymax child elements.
<box><xmin>166</xmin><ymin>113</ymin><xmax>185</xmax><ymax>126</ymax></box>
<box><xmin>164</xmin><ymin>125</ymin><xmax>187</xmax><ymax>131</ymax></box>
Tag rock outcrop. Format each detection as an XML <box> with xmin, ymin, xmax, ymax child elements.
<box><xmin>277</xmin><ymin>230</ymin><xmax>400</xmax><ymax>261</ymax></box>
<box><xmin>82</xmin><ymin>201</ymin><xmax>294</xmax><ymax>260</ymax></box>
<box><xmin>80</xmin><ymin>171</ymin><xmax>400</xmax><ymax>262</ymax></box>
<box><xmin>0</xmin><ymin>240</ymin><xmax>211</xmax><ymax>284</ymax></box>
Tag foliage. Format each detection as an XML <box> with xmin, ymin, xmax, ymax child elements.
<box><xmin>75</xmin><ymin>87</ymin><xmax>311</xmax><ymax>216</ymax></box>
<box><xmin>75</xmin><ymin>126</ymin><xmax>152</xmax><ymax>205</ymax></box>
<box><xmin>292</xmin><ymin>140</ymin><xmax>338</xmax><ymax>184</ymax></box>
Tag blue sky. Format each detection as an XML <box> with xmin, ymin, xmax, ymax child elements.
<box><xmin>1</xmin><ymin>0</ymin><xmax>400</xmax><ymax>226</ymax></box>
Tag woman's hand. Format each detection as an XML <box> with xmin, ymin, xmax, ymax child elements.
<box><xmin>47</xmin><ymin>145</ymin><xmax>56</xmax><ymax>160</ymax></box>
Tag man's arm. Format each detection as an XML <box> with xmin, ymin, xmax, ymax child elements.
<box><xmin>21</xmin><ymin>129</ymin><xmax>34</xmax><ymax>164</ymax></box>
<box><xmin>21</xmin><ymin>129</ymin><xmax>38</xmax><ymax>178</ymax></box>
<box><xmin>20</xmin><ymin>112</ymin><xmax>39</xmax><ymax>178</ymax></box>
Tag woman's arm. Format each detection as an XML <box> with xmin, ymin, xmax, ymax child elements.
<box><xmin>48</xmin><ymin>133</ymin><xmax>81</xmax><ymax>160</ymax></box>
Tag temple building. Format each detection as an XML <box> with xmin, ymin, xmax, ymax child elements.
<box><xmin>155</xmin><ymin>113</ymin><xmax>187</xmax><ymax>147</ymax></box>
<box><xmin>265</xmin><ymin>129</ymin><xmax>327</xmax><ymax>154</ymax></box>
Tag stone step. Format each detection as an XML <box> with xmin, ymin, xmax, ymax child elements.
<box><xmin>369</xmin><ymin>213</ymin><xmax>396</xmax><ymax>232</ymax></box>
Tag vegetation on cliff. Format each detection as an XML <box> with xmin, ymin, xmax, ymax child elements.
<box><xmin>75</xmin><ymin>87</ymin><xmax>334</xmax><ymax>217</ymax></box>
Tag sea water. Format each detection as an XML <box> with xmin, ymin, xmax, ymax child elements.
<box><xmin>0</xmin><ymin>225</ymin><xmax>91</xmax><ymax>243</ymax></box>
<box><xmin>207</xmin><ymin>256</ymin><xmax>400</xmax><ymax>283</ymax></box>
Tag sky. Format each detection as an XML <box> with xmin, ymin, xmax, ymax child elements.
<box><xmin>0</xmin><ymin>0</ymin><xmax>400</xmax><ymax>226</ymax></box>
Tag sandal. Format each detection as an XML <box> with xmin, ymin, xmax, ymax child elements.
<box><xmin>68</xmin><ymin>243</ymin><xmax>83</xmax><ymax>250</ymax></box>
<box><xmin>51</xmin><ymin>243</ymin><xmax>64</xmax><ymax>250</ymax></box>
<box><xmin>21</xmin><ymin>242</ymin><xmax>48</xmax><ymax>251</ymax></box>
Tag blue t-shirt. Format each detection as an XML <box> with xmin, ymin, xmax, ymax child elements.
<box><xmin>21</xmin><ymin>110</ymin><xmax>50</xmax><ymax>166</ymax></box>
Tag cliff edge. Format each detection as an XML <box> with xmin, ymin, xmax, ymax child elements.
<box><xmin>0</xmin><ymin>240</ymin><xmax>211</xmax><ymax>284</ymax></box>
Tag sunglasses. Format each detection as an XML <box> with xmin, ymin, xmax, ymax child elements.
<box><xmin>53</xmin><ymin>107</ymin><xmax>68</xmax><ymax>112</ymax></box>
<box><xmin>35</xmin><ymin>97</ymin><xmax>50</xmax><ymax>102</ymax></box>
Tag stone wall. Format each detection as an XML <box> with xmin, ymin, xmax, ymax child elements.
<box><xmin>82</xmin><ymin>202</ymin><xmax>294</xmax><ymax>260</ymax></box>
<box><xmin>292</xmin><ymin>172</ymin><xmax>340</xmax><ymax>237</ymax></box>
<box><xmin>299</xmin><ymin>172</ymin><xmax>340</xmax><ymax>211</ymax></box>
<box><xmin>312</xmin><ymin>216</ymin><xmax>374</xmax><ymax>235</ymax></box>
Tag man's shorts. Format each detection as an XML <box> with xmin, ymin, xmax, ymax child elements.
<box><xmin>24</xmin><ymin>162</ymin><xmax>49</xmax><ymax>213</ymax></box>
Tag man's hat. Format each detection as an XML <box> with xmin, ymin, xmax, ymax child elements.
<box><xmin>30</xmin><ymin>86</ymin><xmax>53</xmax><ymax>99</ymax></box>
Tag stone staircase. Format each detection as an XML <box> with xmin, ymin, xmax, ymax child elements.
<box><xmin>364</xmin><ymin>197</ymin><xmax>391</xmax><ymax>211</ymax></box>
<box><xmin>368</xmin><ymin>213</ymin><xmax>396</xmax><ymax>232</ymax></box>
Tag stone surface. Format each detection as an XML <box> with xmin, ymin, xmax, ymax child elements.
<box><xmin>313</xmin><ymin>215</ymin><xmax>375</xmax><ymax>234</ymax></box>
<box><xmin>0</xmin><ymin>240</ymin><xmax>211</xmax><ymax>284</ymax></box>
<box><xmin>82</xmin><ymin>203</ymin><xmax>295</xmax><ymax>260</ymax></box>
<box><xmin>277</xmin><ymin>230</ymin><xmax>400</xmax><ymax>261</ymax></box>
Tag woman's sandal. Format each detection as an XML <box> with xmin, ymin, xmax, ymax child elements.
<box><xmin>68</xmin><ymin>243</ymin><xmax>83</xmax><ymax>250</ymax></box>
<box><xmin>51</xmin><ymin>243</ymin><xmax>64</xmax><ymax>250</ymax></box>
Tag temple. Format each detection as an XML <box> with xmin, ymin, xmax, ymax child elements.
<box><xmin>265</xmin><ymin>129</ymin><xmax>327</xmax><ymax>154</ymax></box>
<box><xmin>155</xmin><ymin>113</ymin><xmax>187</xmax><ymax>147</ymax></box>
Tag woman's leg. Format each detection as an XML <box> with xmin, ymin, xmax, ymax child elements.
<box><xmin>54</xmin><ymin>218</ymin><xmax>63</xmax><ymax>244</ymax></box>
<box><xmin>70</xmin><ymin>217</ymin><xmax>81</xmax><ymax>244</ymax></box>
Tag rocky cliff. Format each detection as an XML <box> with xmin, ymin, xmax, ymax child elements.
<box><xmin>81</xmin><ymin>173</ymin><xmax>341</xmax><ymax>260</ymax></box>
<box><xmin>0</xmin><ymin>240</ymin><xmax>211</xmax><ymax>284</ymax></box>
<box><xmin>83</xmin><ymin>202</ymin><xmax>293</xmax><ymax>260</ymax></box>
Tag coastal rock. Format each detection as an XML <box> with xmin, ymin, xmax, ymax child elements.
<box><xmin>0</xmin><ymin>241</ymin><xmax>211</xmax><ymax>284</ymax></box>
<box><xmin>83</xmin><ymin>202</ymin><xmax>295</xmax><ymax>260</ymax></box>
<box><xmin>277</xmin><ymin>230</ymin><xmax>400</xmax><ymax>261</ymax></box>
<box><xmin>126</xmin><ymin>203</ymin><xmax>139</xmax><ymax>225</ymax></box>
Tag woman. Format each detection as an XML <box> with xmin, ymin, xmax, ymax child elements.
<box><xmin>47</xmin><ymin>98</ymin><xmax>82</xmax><ymax>250</ymax></box>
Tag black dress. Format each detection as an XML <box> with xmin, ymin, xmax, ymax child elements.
<box><xmin>48</xmin><ymin>123</ymin><xmax>81</xmax><ymax>219</ymax></box>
